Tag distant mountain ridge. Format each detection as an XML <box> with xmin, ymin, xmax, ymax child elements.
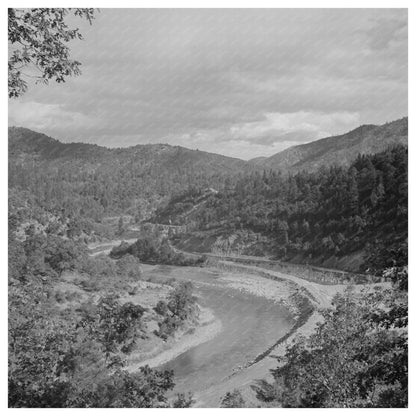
<box><xmin>8</xmin><ymin>127</ymin><xmax>252</xmax><ymax>174</ymax></box>
<box><xmin>251</xmin><ymin>117</ymin><xmax>408</xmax><ymax>172</ymax></box>
<box><xmin>9</xmin><ymin>117</ymin><xmax>408</xmax><ymax>176</ymax></box>
<box><xmin>8</xmin><ymin>119</ymin><xmax>408</xmax><ymax>220</ymax></box>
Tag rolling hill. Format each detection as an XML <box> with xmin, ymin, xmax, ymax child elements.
<box><xmin>8</xmin><ymin>126</ymin><xmax>253</xmax><ymax>173</ymax></box>
<box><xmin>8</xmin><ymin>127</ymin><xmax>255</xmax><ymax>219</ymax></box>
<box><xmin>8</xmin><ymin>117</ymin><xmax>408</xmax><ymax>220</ymax></box>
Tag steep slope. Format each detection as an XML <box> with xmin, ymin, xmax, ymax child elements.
<box><xmin>253</xmin><ymin>117</ymin><xmax>408</xmax><ymax>172</ymax></box>
<box><xmin>154</xmin><ymin>144</ymin><xmax>408</xmax><ymax>273</ymax></box>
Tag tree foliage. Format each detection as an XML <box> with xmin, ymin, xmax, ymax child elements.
<box><xmin>8</xmin><ymin>8</ymin><xmax>95</xmax><ymax>97</ymax></box>
<box><xmin>154</xmin><ymin>282</ymin><xmax>199</xmax><ymax>340</ymax></box>
<box><xmin>78</xmin><ymin>295</ymin><xmax>147</xmax><ymax>361</ymax></box>
<box><xmin>220</xmin><ymin>389</ymin><xmax>246</xmax><ymax>408</ymax></box>
<box><xmin>110</xmin><ymin>233</ymin><xmax>205</xmax><ymax>266</ymax></box>
<box><xmin>8</xmin><ymin>205</ymin><xmax>192</xmax><ymax>408</ymax></box>
<box><xmin>9</xmin><ymin>275</ymin><xmax>191</xmax><ymax>407</ymax></box>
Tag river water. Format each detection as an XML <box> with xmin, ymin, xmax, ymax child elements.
<box><xmin>142</xmin><ymin>265</ymin><xmax>294</xmax><ymax>405</ymax></box>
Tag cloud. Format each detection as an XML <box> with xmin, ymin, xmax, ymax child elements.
<box><xmin>151</xmin><ymin>111</ymin><xmax>361</xmax><ymax>159</ymax></box>
<box><xmin>8</xmin><ymin>101</ymin><xmax>98</xmax><ymax>132</ymax></box>
<box><xmin>227</xmin><ymin>111</ymin><xmax>360</xmax><ymax>144</ymax></box>
<box><xmin>366</xmin><ymin>15</ymin><xmax>407</xmax><ymax>51</ymax></box>
<box><xmin>8</xmin><ymin>9</ymin><xmax>407</xmax><ymax>159</ymax></box>
<box><xmin>158</xmin><ymin>131</ymin><xmax>305</xmax><ymax>160</ymax></box>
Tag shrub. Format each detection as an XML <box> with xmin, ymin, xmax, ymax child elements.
<box><xmin>153</xmin><ymin>282</ymin><xmax>199</xmax><ymax>339</ymax></box>
<box><xmin>78</xmin><ymin>255</ymin><xmax>118</xmax><ymax>277</ymax></box>
<box><xmin>221</xmin><ymin>389</ymin><xmax>246</xmax><ymax>408</ymax></box>
<box><xmin>116</xmin><ymin>255</ymin><xmax>142</xmax><ymax>279</ymax></box>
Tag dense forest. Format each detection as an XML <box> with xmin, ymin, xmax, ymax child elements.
<box><xmin>9</xmin><ymin>157</ymin><xmax>235</xmax><ymax>221</ymax></box>
<box><xmin>9</xmin><ymin>127</ymin><xmax>251</xmax><ymax>222</ymax></box>
<box><xmin>155</xmin><ymin>145</ymin><xmax>408</xmax><ymax>274</ymax></box>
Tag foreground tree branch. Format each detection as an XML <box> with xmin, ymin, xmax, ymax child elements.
<box><xmin>8</xmin><ymin>8</ymin><xmax>95</xmax><ymax>98</ymax></box>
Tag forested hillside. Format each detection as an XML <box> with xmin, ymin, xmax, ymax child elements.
<box><xmin>252</xmin><ymin>117</ymin><xmax>407</xmax><ymax>173</ymax></box>
<box><xmin>9</xmin><ymin>127</ymin><xmax>254</xmax><ymax>222</ymax></box>
<box><xmin>155</xmin><ymin>145</ymin><xmax>408</xmax><ymax>273</ymax></box>
<box><xmin>9</xmin><ymin>118</ymin><xmax>407</xmax><ymax>225</ymax></box>
<box><xmin>9</xmin><ymin>117</ymin><xmax>407</xmax><ymax>229</ymax></box>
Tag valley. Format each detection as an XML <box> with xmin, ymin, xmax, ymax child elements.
<box><xmin>8</xmin><ymin>118</ymin><xmax>408</xmax><ymax>408</ymax></box>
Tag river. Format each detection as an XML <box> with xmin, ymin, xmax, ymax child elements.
<box><xmin>89</xmin><ymin>239</ymin><xmax>295</xmax><ymax>406</ymax></box>
<box><xmin>141</xmin><ymin>264</ymin><xmax>294</xmax><ymax>406</ymax></box>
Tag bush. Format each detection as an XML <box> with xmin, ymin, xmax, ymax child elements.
<box><xmin>116</xmin><ymin>255</ymin><xmax>142</xmax><ymax>279</ymax></box>
<box><xmin>153</xmin><ymin>282</ymin><xmax>199</xmax><ymax>340</ymax></box>
<box><xmin>78</xmin><ymin>255</ymin><xmax>118</xmax><ymax>277</ymax></box>
<box><xmin>221</xmin><ymin>389</ymin><xmax>246</xmax><ymax>408</ymax></box>
<box><xmin>54</xmin><ymin>290</ymin><xmax>65</xmax><ymax>303</ymax></box>
<box><xmin>109</xmin><ymin>235</ymin><xmax>205</xmax><ymax>267</ymax></box>
<box><xmin>44</xmin><ymin>236</ymin><xmax>83</xmax><ymax>274</ymax></box>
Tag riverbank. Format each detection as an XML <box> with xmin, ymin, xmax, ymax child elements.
<box><xmin>126</xmin><ymin>306</ymin><xmax>223</xmax><ymax>371</ymax></box>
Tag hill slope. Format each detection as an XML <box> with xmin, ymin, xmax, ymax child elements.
<box><xmin>8</xmin><ymin>127</ymin><xmax>255</xmax><ymax>219</ymax></box>
<box><xmin>252</xmin><ymin>117</ymin><xmax>408</xmax><ymax>172</ymax></box>
<box><xmin>8</xmin><ymin>127</ymin><xmax>252</xmax><ymax>173</ymax></box>
<box><xmin>155</xmin><ymin>144</ymin><xmax>408</xmax><ymax>273</ymax></box>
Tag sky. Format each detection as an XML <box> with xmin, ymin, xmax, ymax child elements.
<box><xmin>8</xmin><ymin>8</ymin><xmax>408</xmax><ymax>160</ymax></box>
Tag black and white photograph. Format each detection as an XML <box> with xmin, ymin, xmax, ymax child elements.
<box><xmin>7</xmin><ymin>3</ymin><xmax>409</xmax><ymax>409</ymax></box>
